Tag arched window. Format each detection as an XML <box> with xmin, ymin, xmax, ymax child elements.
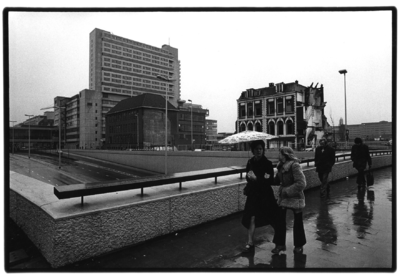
<box><xmin>277</xmin><ymin>121</ymin><xmax>284</xmax><ymax>135</ymax></box>
<box><xmin>240</xmin><ymin>123</ymin><xmax>246</xmax><ymax>132</ymax></box>
<box><xmin>286</xmin><ymin>120</ymin><xmax>294</xmax><ymax>135</ymax></box>
<box><xmin>255</xmin><ymin>122</ymin><xmax>262</xmax><ymax>132</ymax></box>
<box><xmin>268</xmin><ymin>121</ymin><xmax>275</xmax><ymax>135</ymax></box>
<box><xmin>248</xmin><ymin>122</ymin><xmax>253</xmax><ymax>131</ymax></box>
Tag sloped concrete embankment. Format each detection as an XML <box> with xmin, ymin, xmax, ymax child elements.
<box><xmin>9</xmin><ymin>155</ymin><xmax>391</xmax><ymax>268</ymax></box>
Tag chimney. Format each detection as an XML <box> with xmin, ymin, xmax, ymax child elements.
<box><xmin>177</xmin><ymin>99</ymin><xmax>185</xmax><ymax>108</ymax></box>
<box><xmin>269</xmin><ymin>83</ymin><xmax>274</xmax><ymax>87</ymax></box>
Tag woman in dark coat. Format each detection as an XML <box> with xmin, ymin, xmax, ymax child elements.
<box><xmin>242</xmin><ymin>140</ymin><xmax>280</xmax><ymax>252</ymax></box>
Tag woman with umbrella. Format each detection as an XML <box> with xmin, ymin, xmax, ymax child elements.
<box><xmin>242</xmin><ymin>140</ymin><xmax>281</xmax><ymax>252</ymax></box>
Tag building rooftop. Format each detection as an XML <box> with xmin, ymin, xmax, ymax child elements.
<box><xmin>107</xmin><ymin>94</ymin><xmax>178</xmax><ymax>115</ymax></box>
<box><xmin>238</xmin><ymin>81</ymin><xmax>308</xmax><ymax>100</ymax></box>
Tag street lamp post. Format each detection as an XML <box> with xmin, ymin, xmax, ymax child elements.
<box><xmin>156</xmin><ymin>75</ymin><xmax>176</xmax><ymax>175</ymax></box>
<box><xmin>41</xmin><ymin>105</ymin><xmax>65</xmax><ymax>169</ymax></box>
<box><xmin>24</xmin><ymin>114</ymin><xmax>33</xmax><ymax>158</ymax></box>
<box><xmin>188</xmin><ymin>99</ymin><xmax>193</xmax><ymax>150</ymax></box>
<box><xmin>339</xmin><ymin>69</ymin><xmax>348</xmax><ymax>149</ymax></box>
<box><xmin>10</xmin><ymin>121</ymin><xmax>16</xmax><ymax>154</ymax></box>
<box><xmin>134</xmin><ymin>112</ymin><xmax>139</xmax><ymax>149</ymax></box>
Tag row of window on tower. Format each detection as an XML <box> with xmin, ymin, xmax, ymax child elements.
<box><xmin>239</xmin><ymin>96</ymin><xmax>295</xmax><ymax>118</ymax></box>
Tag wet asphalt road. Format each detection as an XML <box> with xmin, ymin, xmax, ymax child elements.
<box><xmin>9</xmin><ymin>152</ymin><xmax>155</xmax><ymax>186</ymax></box>
<box><xmin>8</xmin><ymin>166</ymin><xmax>393</xmax><ymax>271</ymax></box>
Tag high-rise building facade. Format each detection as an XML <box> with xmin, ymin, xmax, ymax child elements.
<box><xmin>87</xmin><ymin>28</ymin><xmax>181</xmax><ymax>148</ymax></box>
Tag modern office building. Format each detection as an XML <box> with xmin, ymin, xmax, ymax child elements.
<box><xmin>42</xmin><ymin>29</ymin><xmax>181</xmax><ymax>149</ymax></box>
<box><xmin>237</xmin><ymin>81</ymin><xmax>328</xmax><ymax>148</ymax></box>
<box><xmin>324</xmin><ymin>119</ymin><xmax>392</xmax><ymax>143</ymax></box>
<box><xmin>205</xmin><ymin>119</ymin><xmax>218</xmax><ymax>145</ymax></box>
<box><xmin>89</xmin><ymin>28</ymin><xmax>181</xmax><ymax>148</ymax></box>
<box><xmin>345</xmin><ymin>121</ymin><xmax>392</xmax><ymax>141</ymax></box>
<box><xmin>178</xmin><ymin>101</ymin><xmax>209</xmax><ymax>148</ymax></box>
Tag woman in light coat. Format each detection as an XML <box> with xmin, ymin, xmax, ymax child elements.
<box><xmin>273</xmin><ymin>146</ymin><xmax>307</xmax><ymax>254</ymax></box>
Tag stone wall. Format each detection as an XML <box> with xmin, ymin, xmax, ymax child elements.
<box><xmin>9</xmin><ymin>155</ymin><xmax>392</xmax><ymax>268</ymax></box>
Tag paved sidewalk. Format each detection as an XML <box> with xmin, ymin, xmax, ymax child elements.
<box><xmin>7</xmin><ymin>167</ymin><xmax>394</xmax><ymax>271</ymax></box>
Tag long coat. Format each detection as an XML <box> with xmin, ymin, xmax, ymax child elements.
<box><xmin>274</xmin><ymin>160</ymin><xmax>306</xmax><ymax>210</ymax></box>
<box><xmin>351</xmin><ymin>143</ymin><xmax>372</xmax><ymax>170</ymax></box>
<box><xmin>242</xmin><ymin>155</ymin><xmax>280</xmax><ymax>229</ymax></box>
<box><xmin>315</xmin><ymin>145</ymin><xmax>336</xmax><ymax>173</ymax></box>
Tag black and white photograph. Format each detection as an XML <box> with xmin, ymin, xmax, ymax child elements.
<box><xmin>4</xmin><ymin>1</ymin><xmax>396</xmax><ymax>272</ymax></box>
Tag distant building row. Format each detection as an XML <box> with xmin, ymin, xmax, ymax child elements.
<box><xmin>13</xmin><ymin>28</ymin><xmax>218</xmax><ymax>150</ymax></box>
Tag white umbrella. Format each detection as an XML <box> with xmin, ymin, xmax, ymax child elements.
<box><xmin>218</xmin><ymin>131</ymin><xmax>277</xmax><ymax>144</ymax></box>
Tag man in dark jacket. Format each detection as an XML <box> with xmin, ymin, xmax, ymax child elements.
<box><xmin>315</xmin><ymin>138</ymin><xmax>336</xmax><ymax>198</ymax></box>
<box><xmin>351</xmin><ymin>137</ymin><xmax>372</xmax><ymax>188</ymax></box>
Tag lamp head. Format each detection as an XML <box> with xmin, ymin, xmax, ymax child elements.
<box><xmin>339</xmin><ymin>69</ymin><xmax>347</xmax><ymax>74</ymax></box>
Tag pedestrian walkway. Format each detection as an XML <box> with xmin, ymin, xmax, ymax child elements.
<box><xmin>7</xmin><ymin>167</ymin><xmax>394</xmax><ymax>271</ymax></box>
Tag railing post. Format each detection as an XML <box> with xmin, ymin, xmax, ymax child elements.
<box><xmin>215</xmin><ymin>177</ymin><xmax>217</xmax><ymax>184</ymax></box>
<box><xmin>81</xmin><ymin>196</ymin><xmax>84</xmax><ymax>207</ymax></box>
<box><xmin>141</xmin><ymin>188</ymin><xmax>143</xmax><ymax>197</ymax></box>
<box><xmin>179</xmin><ymin>182</ymin><xmax>182</xmax><ymax>190</ymax></box>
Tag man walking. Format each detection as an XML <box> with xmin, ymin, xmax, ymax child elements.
<box><xmin>315</xmin><ymin>138</ymin><xmax>336</xmax><ymax>198</ymax></box>
<box><xmin>351</xmin><ymin>137</ymin><xmax>372</xmax><ymax>189</ymax></box>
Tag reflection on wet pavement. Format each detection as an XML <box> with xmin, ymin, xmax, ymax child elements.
<box><xmin>209</xmin><ymin>167</ymin><xmax>392</xmax><ymax>269</ymax></box>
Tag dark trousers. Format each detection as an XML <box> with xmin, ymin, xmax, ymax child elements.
<box><xmin>318</xmin><ymin>171</ymin><xmax>330</xmax><ymax>198</ymax></box>
<box><xmin>272</xmin><ymin>208</ymin><xmax>306</xmax><ymax>247</ymax></box>
<box><xmin>356</xmin><ymin>167</ymin><xmax>366</xmax><ymax>186</ymax></box>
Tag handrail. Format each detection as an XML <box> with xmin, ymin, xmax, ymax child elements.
<box><xmin>299</xmin><ymin>150</ymin><xmax>392</xmax><ymax>167</ymax></box>
<box><xmin>54</xmin><ymin>150</ymin><xmax>392</xmax><ymax>206</ymax></box>
<box><xmin>54</xmin><ymin>166</ymin><xmax>247</xmax><ymax>206</ymax></box>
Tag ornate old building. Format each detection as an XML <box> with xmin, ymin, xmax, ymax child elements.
<box><xmin>237</xmin><ymin>81</ymin><xmax>327</xmax><ymax>149</ymax></box>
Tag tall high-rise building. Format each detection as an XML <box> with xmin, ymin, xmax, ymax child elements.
<box><xmin>88</xmin><ymin>28</ymin><xmax>181</xmax><ymax>147</ymax></box>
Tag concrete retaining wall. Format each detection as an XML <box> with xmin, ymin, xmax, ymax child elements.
<box><xmin>9</xmin><ymin>155</ymin><xmax>392</xmax><ymax>268</ymax></box>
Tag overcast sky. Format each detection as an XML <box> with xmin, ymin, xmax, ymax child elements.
<box><xmin>7</xmin><ymin>5</ymin><xmax>394</xmax><ymax>133</ymax></box>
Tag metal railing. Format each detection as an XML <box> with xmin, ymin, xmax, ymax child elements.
<box><xmin>299</xmin><ymin>150</ymin><xmax>392</xmax><ymax>167</ymax></box>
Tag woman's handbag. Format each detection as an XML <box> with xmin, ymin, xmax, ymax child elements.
<box><xmin>279</xmin><ymin>197</ymin><xmax>305</xmax><ymax>210</ymax></box>
<box><xmin>366</xmin><ymin>170</ymin><xmax>374</xmax><ymax>187</ymax></box>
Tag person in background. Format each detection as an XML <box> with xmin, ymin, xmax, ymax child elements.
<box><xmin>241</xmin><ymin>140</ymin><xmax>280</xmax><ymax>253</ymax></box>
<box><xmin>314</xmin><ymin>138</ymin><xmax>336</xmax><ymax>199</ymax></box>
<box><xmin>273</xmin><ymin>146</ymin><xmax>307</xmax><ymax>254</ymax></box>
<box><xmin>351</xmin><ymin>137</ymin><xmax>372</xmax><ymax>189</ymax></box>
